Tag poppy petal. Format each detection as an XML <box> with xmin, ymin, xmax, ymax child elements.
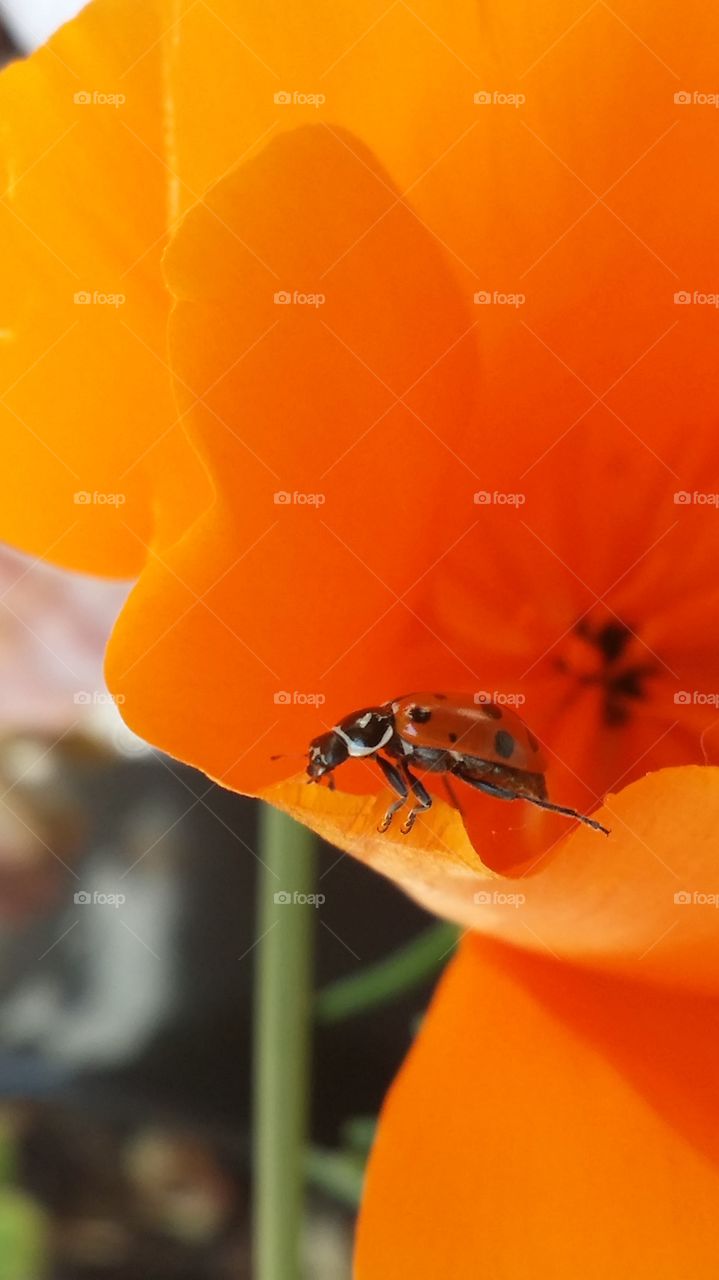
<box><xmin>105</xmin><ymin>123</ymin><xmax>478</xmax><ymax>791</ymax></box>
<box><xmin>356</xmin><ymin>935</ymin><xmax>719</xmax><ymax>1278</ymax></box>
<box><xmin>0</xmin><ymin>0</ymin><xmax>210</xmax><ymax>574</ymax></box>
<box><xmin>265</xmin><ymin>764</ymin><xmax>719</xmax><ymax>992</ymax></box>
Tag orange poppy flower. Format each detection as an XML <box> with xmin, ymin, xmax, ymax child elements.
<box><xmin>2</xmin><ymin>1</ymin><xmax>719</xmax><ymax>1273</ymax></box>
<box><xmin>357</xmin><ymin>926</ymin><xmax>719</xmax><ymax>1279</ymax></box>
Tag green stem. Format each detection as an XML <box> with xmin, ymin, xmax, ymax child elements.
<box><xmin>253</xmin><ymin>805</ymin><xmax>317</xmax><ymax>1280</ymax></box>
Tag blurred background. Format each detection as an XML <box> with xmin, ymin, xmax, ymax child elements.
<box><xmin>0</xmin><ymin>554</ymin><xmax>450</xmax><ymax>1280</ymax></box>
<box><xmin>0</xmin><ymin>0</ymin><xmax>86</xmax><ymax>52</ymax></box>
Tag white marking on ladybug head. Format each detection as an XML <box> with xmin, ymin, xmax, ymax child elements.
<box><xmin>334</xmin><ymin>721</ymin><xmax>393</xmax><ymax>757</ymax></box>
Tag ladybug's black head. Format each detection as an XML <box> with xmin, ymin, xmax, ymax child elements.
<box><xmin>307</xmin><ymin>730</ymin><xmax>349</xmax><ymax>779</ymax></box>
<box><xmin>307</xmin><ymin>706</ymin><xmax>395</xmax><ymax>782</ymax></box>
<box><xmin>307</xmin><ymin>706</ymin><xmax>395</xmax><ymax>780</ymax></box>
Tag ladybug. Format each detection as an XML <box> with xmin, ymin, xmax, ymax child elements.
<box><xmin>305</xmin><ymin>692</ymin><xmax>609</xmax><ymax>835</ymax></box>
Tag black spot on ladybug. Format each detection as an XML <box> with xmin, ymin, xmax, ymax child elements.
<box><xmin>526</xmin><ymin>730</ymin><xmax>540</xmax><ymax>752</ymax></box>
<box><xmin>481</xmin><ymin>703</ymin><xmax>502</xmax><ymax>720</ymax></box>
<box><xmin>433</xmin><ymin>692</ymin><xmax>447</xmax><ymax>700</ymax></box>
<box><xmin>494</xmin><ymin>729</ymin><xmax>515</xmax><ymax>759</ymax></box>
<box><xmin>409</xmin><ymin>705</ymin><xmax>432</xmax><ymax>724</ymax></box>
<box><xmin>448</xmin><ymin>732</ymin><xmax>458</xmax><ymax>744</ymax></box>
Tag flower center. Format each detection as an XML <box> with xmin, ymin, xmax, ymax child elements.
<box><xmin>554</xmin><ymin>614</ymin><xmax>658</xmax><ymax>727</ymax></box>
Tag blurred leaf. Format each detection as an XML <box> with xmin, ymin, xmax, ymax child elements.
<box><xmin>315</xmin><ymin>922</ymin><xmax>459</xmax><ymax>1022</ymax></box>
<box><xmin>339</xmin><ymin>1116</ymin><xmax>377</xmax><ymax>1160</ymax></box>
<box><xmin>304</xmin><ymin>1147</ymin><xmax>365</xmax><ymax>1211</ymax></box>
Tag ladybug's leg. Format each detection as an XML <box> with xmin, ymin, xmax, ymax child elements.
<box><xmin>400</xmin><ymin>767</ymin><xmax>432</xmax><ymax>835</ymax></box>
<box><xmin>460</xmin><ymin>777</ymin><xmax>522</xmax><ymax>803</ymax></box>
<box><xmin>375</xmin><ymin>754</ymin><xmax>409</xmax><ymax>833</ymax></box>
<box><xmin>459</xmin><ymin>775</ymin><xmax>610</xmax><ymax>836</ymax></box>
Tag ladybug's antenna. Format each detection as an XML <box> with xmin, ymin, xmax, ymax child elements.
<box><xmin>304</xmin><ymin>774</ymin><xmax>335</xmax><ymax>790</ymax></box>
<box><xmin>269</xmin><ymin>753</ymin><xmax>335</xmax><ymax>791</ymax></box>
<box><xmin>526</xmin><ymin>795</ymin><xmax>610</xmax><ymax>836</ymax></box>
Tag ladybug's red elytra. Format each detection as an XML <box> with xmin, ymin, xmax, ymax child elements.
<box><xmin>305</xmin><ymin>692</ymin><xmax>610</xmax><ymax>836</ymax></box>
